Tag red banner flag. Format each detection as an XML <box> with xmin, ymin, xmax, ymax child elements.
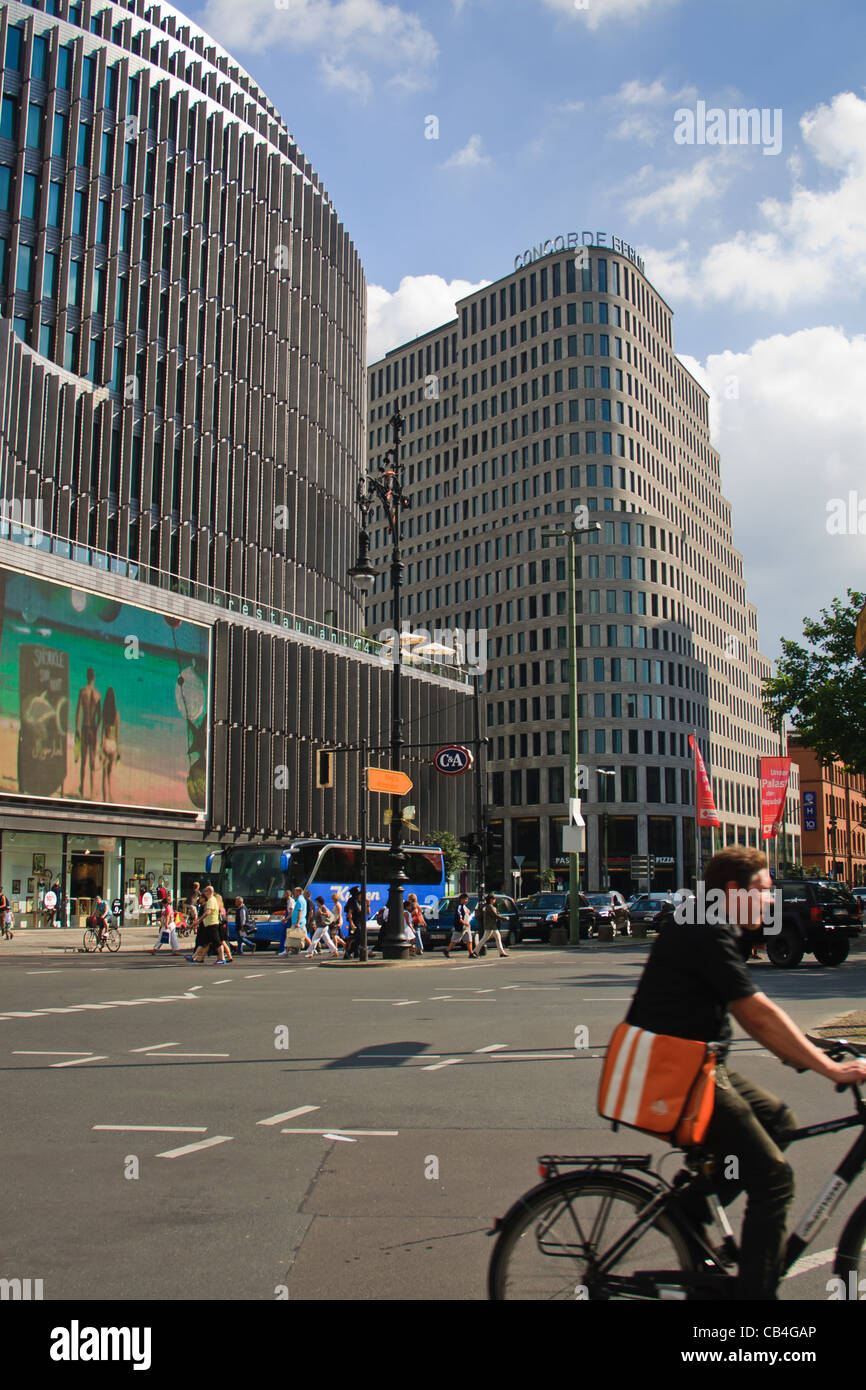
<box><xmin>761</xmin><ymin>757</ymin><xmax>791</xmax><ymax>840</ymax></box>
<box><xmin>689</xmin><ymin>733</ymin><xmax>721</xmax><ymax>828</ymax></box>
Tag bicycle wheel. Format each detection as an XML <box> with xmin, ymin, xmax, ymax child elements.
<box><xmin>83</xmin><ymin>929</ymin><xmax>99</xmax><ymax>953</ymax></box>
<box><xmin>833</xmin><ymin>1195</ymin><xmax>866</xmax><ymax>1295</ymax></box>
<box><xmin>104</xmin><ymin>927</ymin><xmax>121</xmax><ymax>953</ymax></box>
<box><xmin>489</xmin><ymin>1171</ymin><xmax>697</xmax><ymax>1301</ymax></box>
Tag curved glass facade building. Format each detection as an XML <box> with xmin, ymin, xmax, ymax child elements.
<box><xmin>0</xmin><ymin>0</ymin><xmax>365</xmax><ymax>630</ymax></box>
<box><xmin>0</xmin><ymin>0</ymin><xmax>473</xmax><ymax>917</ymax></box>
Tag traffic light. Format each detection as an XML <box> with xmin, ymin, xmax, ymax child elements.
<box><xmin>315</xmin><ymin>749</ymin><xmax>334</xmax><ymax>789</ymax></box>
<box><xmin>460</xmin><ymin>832</ymin><xmax>483</xmax><ymax>858</ymax></box>
<box><xmin>486</xmin><ymin>825</ymin><xmax>504</xmax><ymax>856</ymax></box>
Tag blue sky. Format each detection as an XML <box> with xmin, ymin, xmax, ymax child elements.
<box><xmin>188</xmin><ymin>0</ymin><xmax>866</xmax><ymax>659</ymax></box>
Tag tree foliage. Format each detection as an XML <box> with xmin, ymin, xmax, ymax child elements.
<box><xmin>762</xmin><ymin>590</ymin><xmax>866</xmax><ymax>774</ymax></box>
<box><xmin>429</xmin><ymin>829</ymin><xmax>467</xmax><ymax>880</ymax></box>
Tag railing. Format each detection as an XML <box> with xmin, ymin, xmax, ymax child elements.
<box><xmin>0</xmin><ymin>517</ymin><xmax>473</xmax><ymax>686</ymax></box>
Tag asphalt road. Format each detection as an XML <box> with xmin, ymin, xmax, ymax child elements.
<box><xmin>2</xmin><ymin>942</ymin><xmax>865</xmax><ymax>1304</ymax></box>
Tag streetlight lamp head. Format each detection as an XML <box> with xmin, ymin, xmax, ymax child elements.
<box><xmin>348</xmin><ymin>559</ymin><xmax>376</xmax><ymax>592</ymax></box>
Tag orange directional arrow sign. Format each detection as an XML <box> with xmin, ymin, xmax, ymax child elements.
<box><xmin>367</xmin><ymin>766</ymin><xmax>413</xmax><ymax>795</ymax></box>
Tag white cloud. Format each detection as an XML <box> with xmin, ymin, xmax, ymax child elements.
<box><xmin>640</xmin><ymin>91</ymin><xmax>866</xmax><ymax>310</ymax></box>
<box><xmin>615</xmin><ymin>77</ymin><xmax>695</xmax><ymax>106</ymax></box>
<box><xmin>608</xmin><ymin>78</ymin><xmax>698</xmax><ymax>145</ymax></box>
<box><xmin>685</xmin><ymin>326</ymin><xmax>866</xmax><ymax>658</ymax></box>
<box><xmin>626</xmin><ymin>154</ymin><xmax>735</xmax><ymax>223</ymax></box>
<box><xmin>444</xmin><ymin>134</ymin><xmax>491</xmax><ymax>169</ymax></box>
<box><xmin>320</xmin><ymin>57</ymin><xmax>374</xmax><ymax>102</ymax></box>
<box><xmin>538</xmin><ymin>0</ymin><xmax>681</xmax><ymax>29</ymax></box>
<box><xmin>197</xmin><ymin>0</ymin><xmax>436</xmax><ymax>95</ymax></box>
<box><xmin>367</xmin><ymin>274</ymin><xmax>490</xmax><ymax>362</ymax></box>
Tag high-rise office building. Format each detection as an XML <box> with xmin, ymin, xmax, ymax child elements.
<box><xmin>0</xmin><ymin>0</ymin><xmax>471</xmax><ymax>917</ymax></box>
<box><xmin>366</xmin><ymin>240</ymin><xmax>799</xmax><ymax>894</ymax></box>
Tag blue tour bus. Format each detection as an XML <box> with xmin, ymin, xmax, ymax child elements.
<box><xmin>205</xmin><ymin>839</ymin><xmax>446</xmax><ymax>950</ymax></box>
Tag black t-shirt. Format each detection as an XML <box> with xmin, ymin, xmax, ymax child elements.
<box><xmin>626</xmin><ymin>918</ymin><xmax>758</xmax><ymax>1056</ymax></box>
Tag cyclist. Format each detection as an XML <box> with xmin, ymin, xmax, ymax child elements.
<box><xmin>91</xmin><ymin>896</ymin><xmax>111</xmax><ymax>947</ymax></box>
<box><xmin>625</xmin><ymin>844</ymin><xmax>866</xmax><ymax>1300</ymax></box>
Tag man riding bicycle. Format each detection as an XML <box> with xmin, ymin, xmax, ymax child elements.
<box><xmin>627</xmin><ymin>845</ymin><xmax>866</xmax><ymax>1300</ymax></box>
<box><xmin>90</xmin><ymin>896</ymin><xmax>111</xmax><ymax>946</ymax></box>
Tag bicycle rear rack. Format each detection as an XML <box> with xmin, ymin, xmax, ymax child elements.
<box><xmin>537</xmin><ymin>1154</ymin><xmax>655</xmax><ymax>1179</ymax></box>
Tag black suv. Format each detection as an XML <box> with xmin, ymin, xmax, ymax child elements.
<box><xmin>518</xmin><ymin>893</ymin><xmax>596</xmax><ymax>942</ymax></box>
<box><xmin>761</xmin><ymin>879</ymin><xmax>862</xmax><ymax>967</ymax></box>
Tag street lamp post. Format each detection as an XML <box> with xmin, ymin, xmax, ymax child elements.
<box><xmin>542</xmin><ymin>510</ymin><xmax>601</xmax><ymax>947</ymax></box>
<box><xmin>348</xmin><ymin>408</ymin><xmax>412</xmax><ymax>961</ymax></box>
<box><xmin>598</xmin><ymin>768</ymin><xmax>615</xmax><ymax>889</ymax></box>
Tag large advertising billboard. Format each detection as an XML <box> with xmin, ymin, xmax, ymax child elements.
<box><xmin>0</xmin><ymin>565</ymin><xmax>210</xmax><ymax>814</ymax></box>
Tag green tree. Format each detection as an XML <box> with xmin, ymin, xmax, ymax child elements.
<box><xmin>762</xmin><ymin>590</ymin><xmax>866</xmax><ymax>774</ymax></box>
<box><xmin>429</xmin><ymin>830</ymin><xmax>467</xmax><ymax>880</ymax></box>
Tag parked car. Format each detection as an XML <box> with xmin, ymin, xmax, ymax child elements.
<box><xmin>431</xmin><ymin>895</ymin><xmax>522</xmax><ymax>950</ymax></box>
<box><xmin>760</xmin><ymin>879</ymin><xmax>862</xmax><ymax>967</ymax></box>
<box><xmin>584</xmin><ymin>891</ymin><xmax>631</xmax><ymax>936</ymax></box>
<box><xmin>518</xmin><ymin>892</ymin><xmax>596</xmax><ymax>942</ymax></box>
<box><xmin>628</xmin><ymin>892</ymin><xmax>676</xmax><ymax>931</ymax></box>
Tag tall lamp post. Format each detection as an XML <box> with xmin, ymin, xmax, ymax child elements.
<box><xmin>348</xmin><ymin>408</ymin><xmax>412</xmax><ymax>961</ymax></box>
<box><xmin>541</xmin><ymin>509</ymin><xmax>601</xmax><ymax>946</ymax></box>
<box><xmin>598</xmin><ymin>769</ymin><xmax>616</xmax><ymax>889</ymax></box>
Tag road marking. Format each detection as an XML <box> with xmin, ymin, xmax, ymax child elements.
<box><xmin>244</xmin><ymin>974</ymin><xmax>265</xmax><ymax>979</ymax></box>
<box><xmin>490</xmin><ymin>1051</ymin><xmax>574</xmax><ymax>1061</ymax></box>
<box><xmin>450</xmin><ymin>963</ymin><xmax>494</xmax><ymax>971</ymax></box>
<box><xmin>25</xmin><ymin>969</ymin><xmax>65</xmax><ymax>974</ymax></box>
<box><xmin>475</xmin><ymin>1044</ymin><xmax>509</xmax><ymax>1052</ymax></box>
<box><xmin>279</xmin><ymin>1128</ymin><xmax>399</xmax><ymax>1137</ymax></box>
<box><xmin>0</xmin><ymin>991</ymin><xmax>199</xmax><ymax>1022</ymax></box>
<box><xmin>358</xmin><ymin>1053</ymin><xmax>441</xmax><ymax>1060</ymax></box>
<box><xmin>352</xmin><ymin>999</ymin><xmax>413</xmax><ymax>1003</ymax></box>
<box><xmin>324</xmin><ymin>1134</ymin><xmax>357</xmax><ymax>1143</ymax></box>
<box><xmin>499</xmin><ymin>985</ymin><xmax>520</xmax><ymax>991</ymax></box>
<box><xmin>428</xmin><ymin>996</ymin><xmax>454</xmax><ymax>1001</ymax></box>
<box><xmin>50</xmin><ymin>1055</ymin><xmax>108</xmax><ymax>1067</ymax></box>
<box><xmin>422</xmin><ymin>1058</ymin><xmax>462</xmax><ymax>1071</ymax></box>
<box><xmin>784</xmin><ymin>1248</ymin><xmax>835</xmax><ymax>1279</ymax></box>
<box><xmin>146</xmin><ymin>1051</ymin><xmax>229</xmax><ymax>1058</ymax></box>
<box><xmin>581</xmin><ymin>996</ymin><xmax>631</xmax><ymax>1001</ymax></box>
<box><xmin>392</xmin><ymin>1000</ymin><xmax>420</xmax><ymax>1007</ymax></box>
<box><xmin>93</xmin><ymin>1125</ymin><xmax>207</xmax><ymax>1133</ymax></box>
<box><xmin>211</xmin><ymin>981</ymin><xmax>233</xmax><ymax>986</ymax></box>
<box><xmin>129</xmin><ymin>1042</ymin><xmax>179</xmax><ymax>1053</ymax></box>
<box><xmin>13</xmin><ymin>1050</ymin><xmax>94</xmax><ymax>1056</ymax></box>
<box><xmin>257</xmin><ymin>1105</ymin><xmax>321</xmax><ymax>1126</ymax></box>
<box><xmin>156</xmin><ymin>1136</ymin><xmax>233</xmax><ymax>1158</ymax></box>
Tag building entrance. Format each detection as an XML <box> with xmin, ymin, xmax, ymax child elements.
<box><xmin>69</xmin><ymin>853</ymin><xmax>104</xmax><ymax>920</ymax></box>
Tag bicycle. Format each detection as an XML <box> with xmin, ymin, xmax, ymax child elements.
<box><xmin>82</xmin><ymin>922</ymin><xmax>121</xmax><ymax>953</ymax></box>
<box><xmin>488</xmin><ymin>1037</ymin><xmax>866</xmax><ymax>1300</ymax></box>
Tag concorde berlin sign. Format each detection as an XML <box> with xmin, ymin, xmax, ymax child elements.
<box><xmin>513</xmin><ymin>232</ymin><xmax>644</xmax><ymax>275</ymax></box>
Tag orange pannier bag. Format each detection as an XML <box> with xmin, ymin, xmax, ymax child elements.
<box><xmin>597</xmin><ymin>1022</ymin><xmax>717</xmax><ymax>1147</ymax></box>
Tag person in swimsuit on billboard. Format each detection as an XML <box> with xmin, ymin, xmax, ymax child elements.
<box><xmin>75</xmin><ymin>668</ymin><xmax>101</xmax><ymax>801</ymax></box>
<box><xmin>101</xmin><ymin>687</ymin><xmax>120</xmax><ymax>802</ymax></box>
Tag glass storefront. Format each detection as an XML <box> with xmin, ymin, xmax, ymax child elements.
<box><xmin>0</xmin><ymin>830</ymin><xmax>221</xmax><ymax>926</ymax></box>
<box><xmin>0</xmin><ymin>829</ymin><xmax>62</xmax><ymax>927</ymax></box>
